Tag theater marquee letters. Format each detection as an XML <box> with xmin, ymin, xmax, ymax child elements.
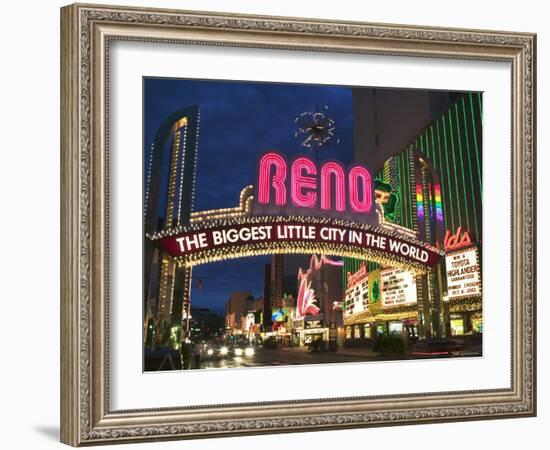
<box><xmin>152</xmin><ymin>218</ymin><xmax>442</xmax><ymax>270</ymax></box>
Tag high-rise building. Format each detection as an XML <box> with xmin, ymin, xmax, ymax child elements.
<box><xmin>270</xmin><ymin>254</ymin><xmax>284</xmax><ymax>309</ymax></box>
<box><xmin>352</xmin><ymin>87</ymin><xmax>463</xmax><ymax>175</ymax></box>
<box><xmin>262</xmin><ymin>263</ymin><xmax>272</xmax><ymax>332</ymax></box>
<box><xmin>270</xmin><ymin>254</ymin><xmax>302</xmax><ymax>310</ymax></box>
<box><xmin>143</xmin><ymin>106</ymin><xmax>201</xmax><ymax>345</ymax></box>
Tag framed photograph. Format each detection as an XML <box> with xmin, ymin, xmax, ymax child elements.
<box><xmin>60</xmin><ymin>3</ymin><xmax>536</xmax><ymax>446</ymax></box>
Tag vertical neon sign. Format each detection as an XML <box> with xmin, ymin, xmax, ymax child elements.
<box><xmin>416</xmin><ymin>182</ymin><xmax>424</xmax><ymax>220</ymax></box>
<box><xmin>434</xmin><ymin>183</ymin><xmax>443</xmax><ymax>222</ymax></box>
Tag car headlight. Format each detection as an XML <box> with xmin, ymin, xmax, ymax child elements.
<box><xmin>207</xmin><ymin>348</ymin><xmax>214</xmax><ymax>356</ymax></box>
<box><xmin>244</xmin><ymin>347</ymin><xmax>254</xmax><ymax>357</ymax></box>
<box><xmin>220</xmin><ymin>347</ymin><xmax>228</xmax><ymax>355</ymax></box>
<box><xmin>234</xmin><ymin>348</ymin><xmax>244</xmax><ymax>356</ymax></box>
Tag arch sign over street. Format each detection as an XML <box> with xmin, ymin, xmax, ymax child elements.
<box><xmin>149</xmin><ymin>151</ymin><xmax>443</xmax><ymax>273</ymax></box>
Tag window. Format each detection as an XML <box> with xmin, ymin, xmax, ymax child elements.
<box><xmin>450</xmin><ymin>319</ymin><xmax>464</xmax><ymax>336</ymax></box>
<box><xmin>389</xmin><ymin>322</ymin><xmax>403</xmax><ymax>335</ymax></box>
<box><xmin>363</xmin><ymin>324</ymin><xmax>371</xmax><ymax>338</ymax></box>
<box><xmin>471</xmin><ymin>317</ymin><xmax>483</xmax><ymax>333</ymax></box>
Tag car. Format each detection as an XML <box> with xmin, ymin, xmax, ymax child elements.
<box><xmin>201</xmin><ymin>342</ymin><xmax>228</xmax><ymax>360</ymax></box>
<box><xmin>231</xmin><ymin>343</ymin><xmax>255</xmax><ymax>357</ymax></box>
<box><xmin>411</xmin><ymin>337</ymin><xmax>464</xmax><ymax>357</ymax></box>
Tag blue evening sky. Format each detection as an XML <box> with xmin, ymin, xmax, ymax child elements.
<box><xmin>144</xmin><ymin>78</ymin><xmax>355</xmax><ymax>313</ymax></box>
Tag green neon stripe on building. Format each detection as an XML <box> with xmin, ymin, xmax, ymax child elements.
<box><xmin>461</xmin><ymin>96</ymin><xmax>479</xmax><ymax>240</ymax></box>
<box><xmin>342</xmin><ymin>259</ymin><xmax>347</xmax><ymax>288</ymax></box>
<box><xmin>447</xmin><ymin>109</ymin><xmax>463</xmax><ymax>227</ymax></box>
<box><xmin>441</xmin><ymin>116</ymin><xmax>456</xmax><ymax>231</ymax></box>
<box><xmin>420</xmin><ymin>133</ymin><xmax>429</xmax><ymax>158</ymax></box>
<box><xmin>430</xmin><ymin>125</ymin><xmax>437</xmax><ymax>168</ymax></box>
<box><xmin>454</xmin><ymin>103</ymin><xmax>471</xmax><ymax>233</ymax></box>
<box><xmin>432</xmin><ymin>123</ymin><xmax>448</xmax><ymax>231</ymax></box>
<box><xmin>420</xmin><ymin>132</ymin><xmax>430</xmax><ymax>158</ymax></box>
<box><xmin>469</xmin><ymin>93</ymin><xmax>482</xmax><ymax>193</ymax></box>
<box><xmin>477</xmin><ymin>92</ymin><xmax>483</xmax><ymax>120</ymax></box>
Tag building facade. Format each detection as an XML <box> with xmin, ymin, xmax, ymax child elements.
<box><xmin>143</xmin><ymin>106</ymin><xmax>201</xmax><ymax>347</ymax></box>
<box><xmin>343</xmin><ymin>92</ymin><xmax>483</xmax><ymax>344</ymax></box>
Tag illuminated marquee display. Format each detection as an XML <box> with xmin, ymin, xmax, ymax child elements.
<box><xmin>445</xmin><ymin>247</ymin><xmax>481</xmax><ymax>299</ymax></box>
<box><xmin>153</xmin><ymin>217</ymin><xmax>442</xmax><ymax>269</ymax></box>
<box><xmin>381</xmin><ymin>268</ymin><xmax>417</xmax><ymax>306</ymax></box>
<box><xmin>255</xmin><ymin>151</ymin><xmax>374</xmax><ymax>218</ymax></box>
<box><xmin>343</xmin><ymin>261</ymin><xmax>369</xmax><ymax>319</ymax></box>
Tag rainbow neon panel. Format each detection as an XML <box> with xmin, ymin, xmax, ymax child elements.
<box><xmin>416</xmin><ymin>182</ymin><xmax>424</xmax><ymax>219</ymax></box>
<box><xmin>434</xmin><ymin>183</ymin><xmax>443</xmax><ymax>222</ymax></box>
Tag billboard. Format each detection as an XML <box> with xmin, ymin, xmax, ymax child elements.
<box><xmin>381</xmin><ymin>268</ymin><xmax>417</xmax><ymax>306</ymax></box>
<box><xmin>343</xmin><ymin>261</ymin><xmax>369</xmax><ymax>318</ymax></box>
<box><xmin>445</xmin><ymin>247</ymin><xmax>481</xmax><ymax>299</ymax></box>
<box><xmin>271</xmin><ymin>307</ymin><xmax>290</xmax><ymax>323</ymax></box>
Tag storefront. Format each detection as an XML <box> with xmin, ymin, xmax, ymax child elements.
<box><xmin>449</xmin><ymin>309</ymin><xmax>483</xmax><ymax>336</ymax></box>
<box><xmin>343</xmin><ymin>311</ymin><xmax>377</xmax><ymax>347</ymax></box>
<box><xmin>445</xmin><ymin>244</ymin><xmax>482</xmax><ymax>337</ymax></box>
<box><xmin>293</xmin><ymin>317</ymin><xmax>329</xmax><ymax>347</ymax></box>
<box><xmin>343</xmin><ymin>263</ymin><xmax>421</xmax><ymax>346</ymax></box>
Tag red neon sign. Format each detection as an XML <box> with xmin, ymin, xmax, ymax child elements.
<box><xmin>291</xmin><ymin>157</ymin><xmax>317</xmax><ymax>208</ymax></box>
<box><xmin>444</xmin><ymin>227</ymin><xmax>472</xmax><ymax>251</ymax></box>
<box><xmin>257</xmin><ymin>151</ymin><xmax>373</xmax><ymax>215</ymax></box>
<box><xmin>346</xmin><ymin>260</ymin><xmax>368</xmax><ymax>288</ymax></box>
<box><xmin>257</xmin><ymin>152</ymin><xmax>286</xmax><ymax>205</ymax></box>
<box><xmin>320</xmin><ymin>162</ymin><xmax>346</xmax><ymax>211</ymax></box>
<box><xmin>348</xmin><ymin>166</ymin><xmax>372</xmax><ymax>213</ymax></box>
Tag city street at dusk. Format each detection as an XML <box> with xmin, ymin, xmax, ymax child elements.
<box><xmin>143</xmin><ymin>79</ymin><xmax>484</xmax><ymax>372</ymax></box>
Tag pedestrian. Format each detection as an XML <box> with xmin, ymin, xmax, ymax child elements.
<box><xmin>192</xmin><ymin>342</ymin><xmax>202</xmax><ymax>369</ymax></box>
<box><xmin>180</xmin><ymin>338</ymin><xmax>192</xmax><ymax>370</ymax></box>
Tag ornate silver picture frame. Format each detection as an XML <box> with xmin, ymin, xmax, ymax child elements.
<box><xmin>60</xmin><ymin>3</ymin><xmax>536</xmax><ymax>446</ymax></box>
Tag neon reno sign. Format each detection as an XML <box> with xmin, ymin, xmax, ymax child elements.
<box><xmin>255</xmin><ymin>151</ymin><xmax>373</xmax><ymax>217</ymax></box>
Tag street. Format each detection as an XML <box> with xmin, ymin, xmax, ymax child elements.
<box><xmin>203</xmin><ymin>348</ymin><xmax>483</xmax><ymax>370</ymax></box>
<box><xmin>200</xmin><ymin>346</ymin><xmax>379</xmax><ymax>369</ymax></box>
